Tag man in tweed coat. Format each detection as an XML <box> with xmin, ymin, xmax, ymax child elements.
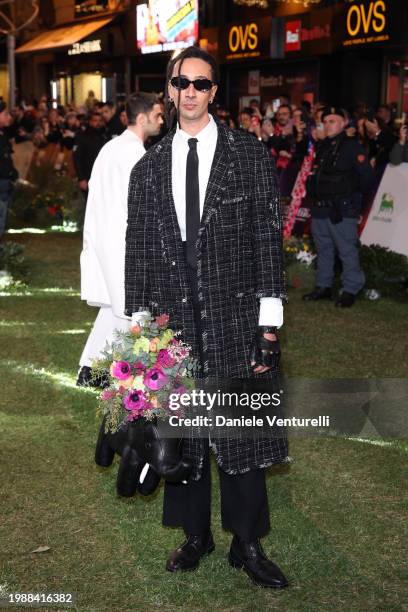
<box><xmin>125</xmin><ymin>47</ymin><xmax>289</xmax><ymax>588</ymax></box>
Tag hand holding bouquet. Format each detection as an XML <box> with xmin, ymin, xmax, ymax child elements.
<box><xmin>93</xmin><ymin>314</ymin><xmax>195</xmax><ymax>434</ymax></box>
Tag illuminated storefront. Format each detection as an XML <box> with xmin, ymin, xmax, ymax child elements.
<box><xmin>221</xmin><ymin>11</ymin><xmax>327</xmax><ymax>116</ymax></box>
<box><xmin>13</xmin><ymin>0</ymin><xmax>408</xmax><ymax>114</ymax></box>
<box><xmin>218</xmin><ymin>0</ymin><xmax>408</xmax><ymax>118</ymax></box>
<box><xmin>15</xmin><ymin>1</ymin><xmax>132</xmax><ymax>106</ymax></box>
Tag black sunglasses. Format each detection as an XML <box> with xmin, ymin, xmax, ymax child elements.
<box><xmin>170</xmin><ymin>76</ymin><xmax>214</xmax><ymax>92</ymax></box>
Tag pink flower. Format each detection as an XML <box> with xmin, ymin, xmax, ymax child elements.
<box><xmin>157</xmin><ymin>349</ymin><xmax>176</xmax><ymax>369</ymax></box>
<box><xmin>171</xmin><ymin>384</ymin><xmax>188</xmax><ymax>398</ymax></box>
<box><xmin>110</xmin><ymin>361</ymin><xmax>132</xmax><ymax>380</ymax></box>
<box><xmin>101</xmin><ymin>389</ymin><xmax>116</xmax><ymax>401</ymax></box>
<box><xmin>155</xmin><ymin>313</ymin><xmax>169</xmax><ymax>328</ymax></box>
<box><xmin>132</xmin><ymin>361</ymin><xmax>146</xmax><ymax>375</ymax></box>
<box><xmin>144</xmin><ymin>367</ymin><xmax>169</xmax><ymax>391</ymax></box>
<box><xmin>123</xmin><ymin>390</ymin><xmax>148</xmax><ymax>412</ymax></box>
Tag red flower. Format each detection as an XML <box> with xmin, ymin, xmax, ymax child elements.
<box><xmin>132</xmin><ymin>361</ymin><xmax>146</xmax><ymax>375</ymax></box>
<box><xmin>155</xmin><ymin>313</ymin><xmax>169</xmax><ymax>328</ymax></box>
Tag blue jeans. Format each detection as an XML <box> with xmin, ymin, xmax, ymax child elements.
<box><xmin>0</xmin><ymin>179</ymin><xmax>12</xmax><ymax>237</ymax></box>
<box><xmin>311</xmin><ymin>217</ymin><xmax>365</xmax><ymax>295</ymax></box>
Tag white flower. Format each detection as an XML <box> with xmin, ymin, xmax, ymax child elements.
<box><xmin>295</xmin><ymin>250</ymin><xmax>316</xmax><ymax>267</ymax></box>
<box><xmin>365</xmin><ymin>288</ymin><xmax>381</xmax><ymax>301</ymax></box>
<box><xmin>0</xmin><ymin>270</ymin><xmax>13</xmax><ymax>290</ymax></box>
<box><xmin>132</xmin><ymin>375</ymin><xmax>145</xmax><ymax>390</ymax></box>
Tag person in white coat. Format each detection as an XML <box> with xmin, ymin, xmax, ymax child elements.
<box><xmin>77</xmin><ymin>94</ymin><xmax>164</xmax><ymax>386</ymax></box>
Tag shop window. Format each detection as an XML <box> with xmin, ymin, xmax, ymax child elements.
<box><xmin>73</xmin><ymin>73</ymin><xmax>102</xmax><ymax>107</ymax></box>
<box><xmin>0</xmin><ymin>65</ymin><xmax>8</xmax><ymax>102</ymax></box>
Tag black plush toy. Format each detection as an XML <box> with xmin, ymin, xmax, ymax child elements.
<box><xmin>95</xmin><ymin>417</ymin><xmax>191</xmax><ymax>497</ymax></box>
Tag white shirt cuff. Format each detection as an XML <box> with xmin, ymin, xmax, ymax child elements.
<box><xmin>258</xmin><ymin>298</ymin><xmax>283</xmax><ymax>328</ymax></box>
<box><xmin>131</xmin><ymin>310</ymin><xmax>151</xmax><ymax>326</ymax></box>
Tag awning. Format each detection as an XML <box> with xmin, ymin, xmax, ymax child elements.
<box><xmin>15</xmin><ymin>17</ymin><xmax>114</xmax><ymax>54</ymax></box>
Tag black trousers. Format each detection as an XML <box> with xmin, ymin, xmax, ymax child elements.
<box><xmin>162</xmin><ymin>245</ymin><xmax>270</xmax><ymax>542</ymax></box>
<box><xmin>163</xmin><ymin>441</ymin><xmax>270</xmax><ymax>541</ymax></box>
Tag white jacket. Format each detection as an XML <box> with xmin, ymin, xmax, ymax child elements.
<box><xmin>80</xmin><ymin>129</ymin><xmax>146</xmax><ymax>318</ymax></box>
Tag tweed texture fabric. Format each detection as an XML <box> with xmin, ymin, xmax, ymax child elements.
<box><xmin>125</xmin><ymin>119</ymin><xmax>288</xmax><ymax>479</ymax></box>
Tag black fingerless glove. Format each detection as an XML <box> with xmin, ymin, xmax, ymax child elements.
<box><xmin>250</xmin><ymin>326</ymin><xmax>280</xmax><ymax>370</ymax></box>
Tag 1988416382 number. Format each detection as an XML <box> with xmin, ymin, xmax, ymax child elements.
<box><xmin>1</xmin><ymin>593</ymin><xmax>75</xmax><ymax>606</ymax></box>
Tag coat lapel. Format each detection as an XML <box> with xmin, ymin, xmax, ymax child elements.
<box><xmin>198</xmin><ymin>121</ymin><xmax>235</xmax><ymax>238</ymax></box>
<box><xmin>154</xmin><ymin>129</ymin><xmax>184</xmax><ymax>245</ymax></box>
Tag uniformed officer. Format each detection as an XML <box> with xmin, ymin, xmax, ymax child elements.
<box><xmin>303</xmin><ymin>107</ymin><xmax>374</xmax><ymax>307</ymax></box>
<box><xmin>0</xmin><ymin>102</ymin><xmax>18</xmax><ymax>238</ymax></box>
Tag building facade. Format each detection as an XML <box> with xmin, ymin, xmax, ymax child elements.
<box><xmin>11</xmin><ymin>0</ymin><xmax>408</xmax><ymax>116</ymax></box>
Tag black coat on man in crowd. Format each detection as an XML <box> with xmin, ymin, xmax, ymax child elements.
<box><xmin>0</xmin><ymin>128</ymin><xmax>18</xmax><ymax>181</ymax></box>
<box><xmin>73</xmin><ymin>126</ymin><xmax>106</xmax><ymax>183</ymax></box>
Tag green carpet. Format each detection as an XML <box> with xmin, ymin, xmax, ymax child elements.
<box><xmin>0</xmin><ymin>233</ymin><xmax>406</xmax><ymax>611</ymax></box>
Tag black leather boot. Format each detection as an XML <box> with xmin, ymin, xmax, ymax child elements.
<box><xmin>228</xmin><ymin>536</ymin><xmax>288</xmax><ymax>588</ymax></box>
<box><xmin>335</xmin><ymin>291</ymin><xmax>355</xmax><ymax>308</ymax></box>
<box><xmin>166</xmin><ymin>532</ymin><xmax>215</xmax><ymax>572</ymax></box>
<box><xmin>302</xmin><ymin>287</ymin><xmax>332</xmax><ymax>301</ymax></box>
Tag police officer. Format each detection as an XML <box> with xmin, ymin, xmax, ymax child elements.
<box><xmin>0</xmin><ymin>102</ymin><xmax>18</xmax><ymax>238</ymax></box>
<box><xmin>73</xmin><ymin>111</ymin><xmax>106</xmax><ymax>200</ymax></box>
<box><xmin>303</xmin><ymin>107</ymin><xmax>373</xmax><ymax>308</ymax></box>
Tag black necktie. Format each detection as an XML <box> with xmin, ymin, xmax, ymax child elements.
<box><xmin>185</xmin><ymin>137</ymin><xmax>200</xmax><ymax>270</ymax></box>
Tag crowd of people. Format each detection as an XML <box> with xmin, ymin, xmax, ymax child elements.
<box><xmin>0</xmin><ymin>90</ymin><xmax>405</xmax><ymax>201</ymax></box>
<box><xmin>3</xmin><ymin>93</ymin><xmax>129</xmax><ymax>198</ymax></box>
<box><xmin>0</xmin><ymin>87</ymin><xmax>406</xmax><ymax>257</ymax></box>
<box><xmin>216</xmin><ymin>97</ymin><xmax>403</xmax><ymax>203</ymax></box>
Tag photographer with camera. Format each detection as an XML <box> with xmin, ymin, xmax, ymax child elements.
<box><xmin>364</xmin><ymin>110</ymin><xmax>396</xmax><ymax>171</ymax></box>
<box><xmin>389</xmin><ymin>124</ymin><xmax>408</xmax><ymax>165</ymax></box>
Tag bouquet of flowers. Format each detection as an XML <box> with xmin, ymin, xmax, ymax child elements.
<box><xmin>94</xmin><ymin>314</ymin><xmax>195</xmax><ymax>434</ymax></box>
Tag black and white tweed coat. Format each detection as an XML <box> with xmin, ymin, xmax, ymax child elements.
<box><xmin>125</xmin><ymin>119</ymin><xmax>288</xmax><ymax>479</ymax></box>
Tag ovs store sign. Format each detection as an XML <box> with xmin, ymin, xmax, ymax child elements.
<box><xmin>343</xmin><ymin>0</ymin><xmax>388</xmax><ymax>46</ymax></box>
<box><xmin>225</xmin><ymin>18</ymin><xmax>271</xmax><ymax>61</ymax></box>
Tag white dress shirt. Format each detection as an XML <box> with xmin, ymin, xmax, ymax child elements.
<box><xmin>134</xmin><ymin>115</ymin><xmax>283</xmax><ymax>328</ymax></box>
<box><xmin>171</xmin><ymin>114</ymin><xmax>283</xmax><ymax>329</ymax></box>
<box><xmin>172</xmin><ymin>114</ymin><xmax>218</xmax><ymax>239</ymax></box>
